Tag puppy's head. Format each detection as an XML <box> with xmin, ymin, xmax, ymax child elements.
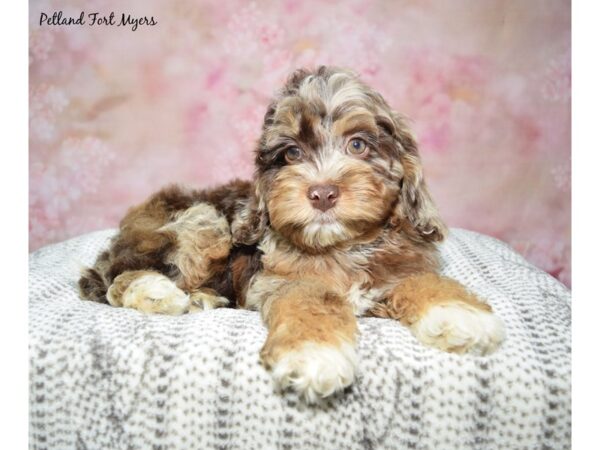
<box><xmin>234</xmin><ymin>66</ymin><xmax>447</xmax><ymax>250</ymax></box>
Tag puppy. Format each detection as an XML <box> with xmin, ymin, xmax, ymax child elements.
<box><xmin>79</xmin><ymin>66</ymin><xmax>505</xmax><ymax>403</ymax></box>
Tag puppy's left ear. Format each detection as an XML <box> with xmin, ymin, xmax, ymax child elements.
<box><xmin>388</xmin><ymin>113</ymin><xmax>448</xmax><ymax>242</ymax></box>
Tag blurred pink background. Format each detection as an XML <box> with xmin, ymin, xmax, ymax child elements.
<box><xmin>29</xmin><ymin>0</ymin><xmax>571</xmax><ymax>286</ymax></box>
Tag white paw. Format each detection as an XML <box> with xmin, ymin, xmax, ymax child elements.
<box><xmin>412</xmin><ymin>303</ymin><xmax>505</xmax><ymax>355</ymax></box>
<box><xmin>269</xmin><ymin>342</ymin><xmax>358</xmax><ymax>404</ymax></box>
<box><xmin>116</xmin><ymin>273</ymin><xmax>190</xmax><ymax>315</ymax></box>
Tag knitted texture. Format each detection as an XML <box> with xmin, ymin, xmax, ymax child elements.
<box><xmin>29</xmin><ymin>229</ymin><xmax>571</xmax><ymax>450</ymax></box>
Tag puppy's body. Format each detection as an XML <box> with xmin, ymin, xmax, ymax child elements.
<box><xmin>79</xmin><ymin>181</ymin><xmax>260</xmax><ymax>308</ymax></box>
<box><xmin>80</xmin><ymin>67</ymin><xmax>505</xmax><ymax>403</ymax></box>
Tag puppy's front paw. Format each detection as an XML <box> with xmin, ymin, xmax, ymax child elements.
<box><xmin>261</xmin><ymin>341</ymin><xmax>358</xmax><ymax>404</ymax></box>
<box><xmin>412</xmin><ymin>303</ymin><xmax>505</xmax><ymax>355</ymax></box>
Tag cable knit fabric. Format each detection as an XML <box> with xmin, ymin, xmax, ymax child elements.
<box><xmin>29</xmin><ymin>228</ymin><xmax>571</xmax><ymax>450</ymax></box>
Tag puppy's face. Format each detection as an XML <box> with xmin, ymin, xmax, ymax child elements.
<box><xmin>250</xmin><ymin>67</ymin><xmax>446</xmax><ymax>251</ymax></box>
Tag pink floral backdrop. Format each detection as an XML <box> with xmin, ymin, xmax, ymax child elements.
<box><xmin>29</xmin><ymin>0</ymin><xmax>571</xmax><ymax>286</ymax></box>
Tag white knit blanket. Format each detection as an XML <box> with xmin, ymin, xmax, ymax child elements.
<box><xmin>29</xmin><ymin>229</ymin><xmax>571</xmax><ymax>450</ymax></box>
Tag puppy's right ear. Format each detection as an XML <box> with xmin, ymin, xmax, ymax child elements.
<box><xmin>231</xmin><ymin>186</ymin><xmax>268</xmax><ymax>246</ymax></box>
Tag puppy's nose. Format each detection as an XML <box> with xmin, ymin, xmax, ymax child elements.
<box><xmin>307</xmin><ymin>184</ymin><xmax>340</xmax><ymax>212</ymax></box>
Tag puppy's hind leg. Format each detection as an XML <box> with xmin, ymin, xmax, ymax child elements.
<box><xmin>80</xmin><ymin>190</ymin><xmax>235</xmax><ymax>313</ymax></box>
<box><xmin>107</xmin><ymin>270</ymin><xmax>190</xmax><ymax>315</ymax></box>
<box><xmin>161</xmin><ymin>203</ymin><xmax>233</xmax><ymax>293</ymax></box>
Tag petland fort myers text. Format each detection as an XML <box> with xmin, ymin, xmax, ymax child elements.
<box><xmin>39</xmin><ymin>11</ymin><xmax>157</xmax><ymax>31</ymax></box>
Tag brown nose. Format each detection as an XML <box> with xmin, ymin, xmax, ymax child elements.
<box><xmin>307</xmin><ymin>184</ymin><xmax>340</xmax><ymax>212</ymax></box>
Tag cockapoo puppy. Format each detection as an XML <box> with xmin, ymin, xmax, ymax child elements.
<box><xmin>79</xmin><ymin>66</ymin><xmax>505</xmax><ymax>403</ymax></box>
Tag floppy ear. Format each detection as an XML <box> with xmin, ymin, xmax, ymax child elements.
<box><xmin>231</xmin><ymin>101</ymin><xmax>277</xmax><ymax>246</ymax></box>
<box><xmin>389</xmin><ymin>113</ymin><xmax>448</xmax><ymax>242</ymax></box>
<box><xmin>231</xmin><ymin>187</ymin><xmax>268</xmax><ymax>246</ymax></box>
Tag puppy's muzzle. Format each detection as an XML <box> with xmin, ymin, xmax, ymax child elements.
<box><xmin>307</xmin><ymin>184</ymin><xmax>339</xmax><ymax>212</ymax></box>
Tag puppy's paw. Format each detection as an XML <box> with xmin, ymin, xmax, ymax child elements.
<box><xmin>412</xmin><ymin>303</ymin><xmax>505</xmax><ymax>355</ymax></box>
<box><xmin>109</xmin><ymin>272</ymin><xmax>190</xmax><ymax>315</ymax></box>
<box><xmin>262</xmin><ymin>341</ymin><xmax>358</xmax><ymax>404</ymax></box>
<box><xmin>189</xmin><ymin>289</ymin><xmax>229</xmax><ymax>312</ymax></box>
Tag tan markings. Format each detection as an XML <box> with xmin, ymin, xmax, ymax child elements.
<box><xmin>266</xmin><ymin>165</ymin><xmax>317</xmax><ymax>241</ymax></box>
<box><xmin>160</xmin><ymin>203</ymin><xmax>232</xmax><ymax>291</ymax></box>
<box><xmin>331</xmin><ymin>108</ymin><xmax>378</xmax><ymax>137</ymax></box>
<box><xmin>107</xmin><ymin>270</ymin><xmax>190</xmax><ymax>315</ymax></box>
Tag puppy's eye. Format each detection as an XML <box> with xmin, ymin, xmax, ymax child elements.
<box><xmin>347</xmin><ymin>138</ymin><xmax>368</xmax><ymax>156</ymax></box>
<box><xmin>284</xmin><ymin>146</ymin><xmax>302</xmax><ymax>163</ymax></box>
